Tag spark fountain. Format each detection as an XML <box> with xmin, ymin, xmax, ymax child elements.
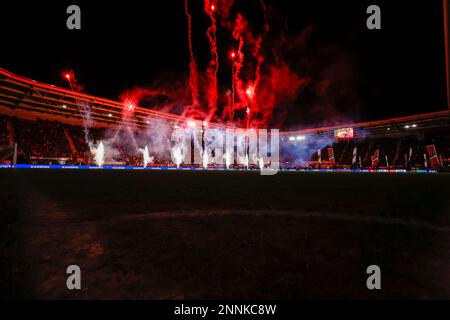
<box><xmin>72</xmin><ymin>0</ymin><xmax>302</xmax><ymax>171</ymax></box>
<box><xmin>93</xmin><ymin>141</ymin><xmax>105</xmax><ymax>167</ymax></box>
<box><xmin>141</xmin><ymin>145</ymin><xmax>153</xmax><ymax>167</ymax></box>
<box><xmin>173</xmin><ymin>146</ymin><xmax>183</xmax><ymax>168</ymax></box>
<box><xmin>203</xmin><ymin>149</ymin><xmax>209</xmax><ymax>169</ymax></box>
<box><xmin>225</xmin><ymin>151</ymin><xmax>232</xmax><ymax>169</ymax></box>
<box><xmin>259</xmin><ymin>157</ymin><xmax>264</xmax><ymax>171</ymax></box>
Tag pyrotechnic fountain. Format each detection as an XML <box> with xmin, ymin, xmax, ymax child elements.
<box><xmin>225</xmin><ymin>151</ymin><xmax>232</xmax><ymax>169</ymax></box>
<box><xmin>259</xmin><ymin>157</ymin><xmax>264</xmax><ymax>171</ymax></box>
<box><xmin>203</xmin><ymin>149</ymin><xmax>209</xmax><ymax>169</ymax></box>
<box><xmin>173</xmin><ymin>146</ymin><xmax>183</xmax><ymax>168</ymax></box>
<box><xmin>141</xmin><ymin>145</ymin><xmax>153</xmax><ymax>167</ymax></box>
<box><xmin>70</xmin><ymin>0</ymin><xmax>304</xmax><ymax>171</ymax></box>
<box><xmin>93</xmin><ymin>141</ymin><xmax>105</xmax><ymax>167</ymax></box>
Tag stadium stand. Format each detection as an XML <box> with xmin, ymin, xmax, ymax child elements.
<box><xmin>12</xmin><ymin>117</ymin><xmax>72</xmax><ymax>163</ymax></box>
<box><xmin>0</xmin><ymin>113</ymin><xmax>448</xmax><ymax>170</ymax></box>
<box><xmin>1</xmin><ymin>68</ymin><xmax>449</xmax><ymax>169</ymax></box>
<box><xmin>0</xmin><ymin>116</ymin><xmax>10</xmax><ymax>146</ymax></box>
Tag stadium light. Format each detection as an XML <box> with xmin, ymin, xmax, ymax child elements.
<box><xmin>288</xmin><ymin>136</ymin><xmax>296</xmax><ymax>141</ymax></box>
<box><xmin>404</xmin><ymin>125</ymin><xmax>410</xmax><ymax>129</ymax></box>
<box><xmin>230</xmin><ymin>51</ymin><xmax>236</xmax><ymax>59</ymax></box>
<box><xmin>412</xmin><ymin>124</ymin><xmax>417</xmax><ymax>128</ymax></box>
<box><xmin>211</xmin><ymin>4</ymin><xmax>215</xmax><ymax>11</ymax></box>
<box><xmin>62</xmin><ymin>105</ymin><xmax>67</xmax><ymax>109</ymax></box>
<box><xmin>296</xmin><ymin>135</ymin><xmax>306</xmax><ymax>141</ymax></box>
<box><xmin>202</xmin><ymin>120</ymin><xmax>208</xmax><ymax>127</ymax></box>
<box><xmin>108</xmin><ymin>113</ymin><xmax>112</xmax><ymax>117</ymax></box>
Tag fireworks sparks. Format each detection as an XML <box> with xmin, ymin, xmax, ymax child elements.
<box><xmin>141</xmin><ymin>145</ymin><xmax>153</xmax><ymax>167</ymax></box>
<box><xmin>187</xmin><ymin>119</ymin><xmax>197</xmax><ymax>128</ymax></box>
<box><xmin>184</xmin><ymin>0</ymin><xmax>200</xmax><ymax>110</ymax></box>
<box><xmin>92</xmin><ymin>141</ymin><xmax>105</xmax><ymax>167</ymax></box>
<box><xmin>204</xmin><ymin>0</ymin><xmax>219</xmax><ymax>120</ymax></box>
<box><xmin>117</xmin><ymin>0</ymin><xmax>306</xmax><ymax>129</ymax></box>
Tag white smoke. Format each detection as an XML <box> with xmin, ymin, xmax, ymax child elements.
<box><xmin>281</xmin><ymin>135</ymin><xmax>334</xmax><ymax>165</ymax></box>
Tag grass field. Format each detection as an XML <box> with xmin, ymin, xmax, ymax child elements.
<box><xmin>1</xmin><ymin>169</ymin><xmax>450</xmax><ymax>299</ymax></box>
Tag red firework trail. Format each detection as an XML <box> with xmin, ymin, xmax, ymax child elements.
<box><xmin>118</xmin><ymin>0</ymin><xmax>306</xmax><ymax>128</ymax></box>
<box><xmin>184</xmin><ymin>0</ymin><xmax>200</xmax><ymax>109</ymax></box>
<box><xmin>232</xmin><ymin>14</ymin><xmax>247</xmax><ymax>108</ymax></box>
<box><xmin>254</xmin><ymin>0</ymin><xmax>270</xmax><ymax>94</ymax></box>
<box><xmin>248</xmin><ymin>0</ymin><xmax>270</xmax><ymax>126</ymax></box>
<box><xmin>204</xmin><ymin>0</ymin><xmax>219</xmax><ymax>120</ymax></box>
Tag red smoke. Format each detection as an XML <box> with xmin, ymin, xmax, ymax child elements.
<box><xmin>120</xmin><ymin>87</ymin><xmax>185</xmax><ymax>117</ymax></box>
<box><xmin>120</xmin><ymin>0</ymin><xmax>308</xmax><ymax>128</ymax></box>
<box><xmin>253</xmin><ymin>63</ymin><xmax>307</xmax><ymax>127</ymax></box>
<box><xmin>184</xmin><ymin>0</ymin><xmax>201</xmax><ymax>113</ymax></box>
<box><xmin>204</xmin><ymin>0</ymin><xmax>219</xmax><ymax>121</ymax></box>
<box><xmin>231</xmin><ymin>14</ymin><xmax>247</xmax><ymax>110</ymax></box>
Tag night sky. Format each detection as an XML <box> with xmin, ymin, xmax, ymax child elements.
<box><xmin>0</xmin><ymin>0</ymin><xmax>447</xmax><ymax>129</ymax></box>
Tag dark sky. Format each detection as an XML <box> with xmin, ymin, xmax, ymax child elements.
<box><xmin>0</xmin><ymin>0</ymin><xmax>447</xmax><ymax>128</ymax></box>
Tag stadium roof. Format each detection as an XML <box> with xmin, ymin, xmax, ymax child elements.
<box><xmin>0</xmin><ymin>68</ymin><xmax>188</xmax><ymax>129</ymax></box>
<box><xmin>1</xmin><ymin>67</ymin><xmax>449</xmax><ymax>136</ymax></box>
<box><xmin>283</xmin><ymin>110</ymin><xmax>450</xmax><ymax>138</ymax></box>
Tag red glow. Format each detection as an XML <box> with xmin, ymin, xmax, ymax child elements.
<box><xmin>245</xmin><ymin>85</ymin><xmax>254</xmax><ymax>99</ymax></box>
<box><xmin>120</xmin><ymin>95</ymin><xmax>137</xmax><ymax>117</ymax></box>
<box><xmin>203</xmin><ymin>120</ymin><xmax>209</xmax><ymax>127</ymax></box>
<box><xmin>204</xmin><ymin>0</ymin><xmax>219</xmax><ymax>120</ymax></box>
<box><xmin>61</xmin><ymin>70</ymin><xmax>84</xmax><ymax>92</ymax></box>
<box><xmin>184</xmin><ymin>0</ymin><xmax>200</xmax><ymax>110</ymax></box>
<box><xmin>116</xmin><ymin>0</ymin><xmax>308</xmax><ymax>129</ymax></box>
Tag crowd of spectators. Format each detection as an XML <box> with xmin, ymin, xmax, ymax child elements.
<box><xmin>299</xmin><ymin>133</ymin><xmax>450</xmax><ymax>170</ymax></box>
<box><xmin>12</xmin><ymin>117</ymin><xmax>72</xmax><ymax>163</ymax></box>
<box><xmin>0</xmin><ymin>116</ymin><xmax>12</xmax><ymax>164</ymax></box>
<box><xmin>1</xmin><ymin>115</ymin><xmax>449</xmax><ymax>169</ymax></box>
<box><xmin>65</xmin><ymin>124</ymin><xmax>89</xmax><ymax>157</ymax></box>
<box><xmin>0</xmin><ymin>116</ymin><xmax>10</xmax><ymax>146</ymax></box>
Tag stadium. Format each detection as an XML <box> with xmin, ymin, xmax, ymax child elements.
<box><xmin>1</xmin><ymin>0</ymin><xmax>450</xmax><ymax>301</ymax></box>
<box><xmin>1</xmin><ymin>67</ymin><xmax>449</xmax><ymax>171</ymax></box>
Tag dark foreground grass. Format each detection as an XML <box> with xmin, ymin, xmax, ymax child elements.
<box><xmin>0</xmin><ymin>169</ymin><xmax>449</xmax><ymax>299</ymax></box>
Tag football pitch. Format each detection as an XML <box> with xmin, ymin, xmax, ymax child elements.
<box><xmin>1</xmin><ymin>169</ymin><xmax>449</xmax><ymax>299</ymax></box>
